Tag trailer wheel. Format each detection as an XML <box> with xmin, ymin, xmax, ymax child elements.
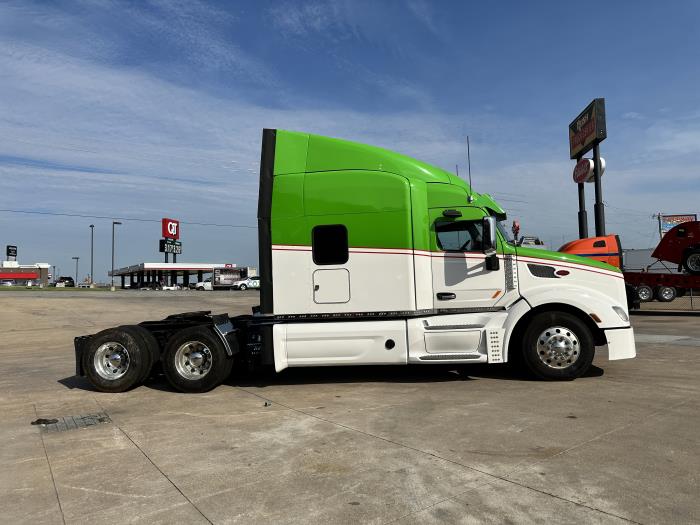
<box><xmin>636</xmin><ymin>284</ymin><xmax>653</xmax><ymax>302</ymax></box>
<box><xmin>83</xmin><ymin>327</ymin><xmax>153</xmax><ymax>392</ymax></box>
<box><xmin>521</xmin><ymin>311</ymin><xmax>595</xmax><ymax>380</ymax></box>
<box><xmin>655</xmin><ymin>286</ymin><xmax>677</xmax><ymax>302</ymax></box>
<box><xmin>682</xmin><ymin>249</ymin><xmax>700</xmax><ymax>275</ymax></box>
<box><xmin>162</xmin><ymin>326</ymin><xmax>233</xmax><ymax>393</ymax></box>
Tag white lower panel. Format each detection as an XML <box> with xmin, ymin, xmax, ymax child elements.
<box><xmin>271</xmin><ymin>248</ymin><xmax>416</xmax><ymax>314</ymax></box>
<box><xmin>605</xmin><ymin>327</ymin><xmax>636</xmax><ymax>360</ymax></box>
<box><xmin>283</xmin><ymin>320</ymin><xmax>408</xmax><ymax>367</ymax></box>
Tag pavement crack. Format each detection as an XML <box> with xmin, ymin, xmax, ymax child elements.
<box><xmin>33</xmin><ymin>403</ymin><xmax>66</xmax><ymax>525</ymax></box>
<box><xmin>93</xmin><ymin>398</ymin><xmax>213</xmax><ymax>525</ymax></box>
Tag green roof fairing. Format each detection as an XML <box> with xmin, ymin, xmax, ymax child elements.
<box><xmin>268</xmin><ymin>130</ymin><xmax>620</xmax><ymax>273</ymax></box>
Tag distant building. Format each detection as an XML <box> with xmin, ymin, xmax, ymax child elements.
<box><xmin>0</xmin><ymin>261</ymin><xmax>50</xmax><ymax>286</ymax></box>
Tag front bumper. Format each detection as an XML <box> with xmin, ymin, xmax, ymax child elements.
<box><xmin>604</xmin><ymin>326</ymin><xmax>636</xmax><ymax>360</ymax></box>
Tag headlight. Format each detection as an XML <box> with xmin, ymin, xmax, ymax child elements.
<box><xmin>612</xmin><ymin>306</ymin><xmax>629</xmax><ymax>323</ymax></box>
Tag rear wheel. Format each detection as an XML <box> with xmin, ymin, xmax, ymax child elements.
<box><xmin>682</xmin><ymin>249</ymin><xmax>700</xmax><ymax>275</ymax></box>
<box><xmin>239</xmin><ymin>284</ymin><xmax>247</xmax><ymax>291</ymax></box>
<box><xmin>521</xmin><ymin>312</ymin><xmax>595</xmax><ymax>380</ymax></box>
<box><xmin>636</xmin><ymin>284</ymin><xmax>653</xmax><ymax>302</ymax></box>
<box><xmin>655</xmin><ymin>285</ymin><xmax>677</xmax><ymax>302</ymax></box>
<box><xmin>83</xmin><ymin>327</ymin><xmax>153</xmax><ymax>392</ymax></box>
<box><xmin>162</xmin><ymin>326</ymin><xmax>233</xmax><ymax>393</ymax></box>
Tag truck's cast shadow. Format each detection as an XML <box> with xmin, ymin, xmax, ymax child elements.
<box><xmin>58</xmin><ymin>364</ymin><xmax>604</xmax><ymax>392</ymax></box>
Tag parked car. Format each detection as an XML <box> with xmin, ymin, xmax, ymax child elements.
<box><xmin>77</xmin><ymin>283</ymin><xmax>91</xmax><ymax>289</ymax></box>
<box><xmin>161</xmin><ymin>284</ymin><xmax>182</xmax><ymax>291</ymax></box>
<box><xmin>231</xmin><ymin>276</ymin><xmax>261</xmax><ymax>290</ymax></box>
<box><xmin>1</xmin><ymin>280</ymin><xmax>13</xmax><ymax>287</ymax></box>
<box><xmin>195</xmin><ymin>278</ymin><xmax>212</xmax><ymax>291</ymax></box>
<box><xmin>55</xmin><ymin>276</ymin><xmax>75</xmax><ymax>287</ymax></box>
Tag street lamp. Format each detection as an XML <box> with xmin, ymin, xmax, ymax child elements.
<box><xmin>111</xmin><ymin>221</ymin><xmax>122</xmax><ymax>291</ymax></box>
<box><xmin>89</xmin><ymin>224</ymin><xmax>94</xmax><ymax>285</ymax></box>
<box><xmin>72</xmin><ymin>256</ymin><xmax>80</xmax><ymax>285</ymax></box>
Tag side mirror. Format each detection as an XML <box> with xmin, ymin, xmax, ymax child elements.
<box><xmin>482</xmin><ymin>216</ymin><xmax>497</xmax><ymax>255</ymax></box>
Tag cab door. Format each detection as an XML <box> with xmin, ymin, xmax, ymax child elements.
<box><xmin>430</xmin><ymin>207</ymin><xmax>506</xmax><ymax>309</ymax></box>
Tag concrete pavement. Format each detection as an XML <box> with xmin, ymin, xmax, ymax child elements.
<box><xmin>1</xmin><ymin>290</ymin><xmax>698</xmax><ymax>524</ymax></box>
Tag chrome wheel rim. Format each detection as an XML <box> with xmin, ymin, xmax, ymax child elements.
<box><xmin>687</xmin><ymin>254</ymin><xmax>700</xmax><ymax>272</ymax></box>
<box><xmin>174</xmin><ymin>341</ymin><xmax>212</xmax><ymax>380</ymax></box>
<box><xmin>94</xmin><ymin>342</ymin><xmax>130</xmax><ymax>380</ymax></box>
<box><xmin>536</xmin><ymin>326</ymin><xmax>580</xmax><ymax>369</ymax></box>
<box><xmin>660</xmin><ymin>287</ymin><xmax>675</xmax><ymax>300</ymax></box>
<box><xmin>637</xmin><ymin>287</ymin><xmax>652</xmax><ymax>301</ymax></box>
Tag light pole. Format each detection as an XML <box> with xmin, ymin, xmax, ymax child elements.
<box><xmin>111</xmin><ymin>221</ymin><xmax>122</xmax><ymax>291</ymax></box>
<box><xmin>72</xmin><ymin>256</ymin><xmax>80</xmax><ymax>285</ymax></box>
<box><xmin>89</xmin><ymin>224</ymin><xmax>94</xmax><ymax>285</ymax></box>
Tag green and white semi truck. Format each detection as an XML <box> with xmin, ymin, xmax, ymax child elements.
<box><xmin>74</xmin><ymin>129</ymin><xmax>636</xmax><ymax>393</ymax></box>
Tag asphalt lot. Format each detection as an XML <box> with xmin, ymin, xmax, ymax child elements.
<box><xmin>1</xmin><ymin>290</ymin><xmax>698</xmax><ymax>524</ymax></box>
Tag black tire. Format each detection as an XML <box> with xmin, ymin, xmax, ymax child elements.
<box><xmin>636</xmin><ymin>284</ymin><xmax>654</xmax><ymax>302</ymax></box>
<box><xmin>521</xmin><ymin>311</ymin><xmax>595</xmax><ymax>380</ymax></box>
<box><xmin>655</xmin><ymin>285</ymin><xmax>677</xmax><ymax>303</ymax></box>
<box><xmin>682</xmin><ymin>248</ymin><xmax>700</xmax><ymax>275</ymax></box>
<box><xmin>83</xmin><ymin>327</ymin><xmax>152</xmax><ymax>392</ymax></box>
<box><xmin>162</xmin><ymin>326</ymin><xmax>233</xmax><ymax>393</ymax></box>
<box><xmin>239</xmin><ymin>284</ymin><xmax>247</xmax><ymax>291</ymax></box>
<box><xmin>119</xmin><ymin>325</ymin><xmax>159</xmax><ymax>383</ymax></box>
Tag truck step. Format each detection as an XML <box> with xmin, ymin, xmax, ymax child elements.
<box><xmin>419</xmin><ymin>353</ymin><xmax>482</xmax><ymax>361</ymax></box>
<box><xmin>423</xmin><ymin>324</ymin><xmax>484</xmax><ymax>331</ymax></box>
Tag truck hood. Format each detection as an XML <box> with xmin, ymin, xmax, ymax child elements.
<box><xmin>514</xmin><ymin>245</ymin><xmax>621</xmax><ymax>273</ymax></box>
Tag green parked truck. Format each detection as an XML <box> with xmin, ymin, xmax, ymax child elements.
<box><xmin>74</xmin><ymin>129</ymin><xmax>635</xmax><ymax>393</ymax></box>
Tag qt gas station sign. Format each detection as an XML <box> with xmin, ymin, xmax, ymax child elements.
<box><xmin>160</xmin><ymin>218</ymin><xmax>182</xmax><ymax>260</ymax></box>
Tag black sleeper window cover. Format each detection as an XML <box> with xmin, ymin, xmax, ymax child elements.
<box><xmin>312</xmin><ymin>225</ymin><xmax>349</xmax><ymax>265</ymax></box>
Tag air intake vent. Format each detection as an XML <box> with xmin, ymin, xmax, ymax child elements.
<box><xmin>527</xmin><ymin>264</ymin><xmax>557</xmax><ymax>278</ymax></box>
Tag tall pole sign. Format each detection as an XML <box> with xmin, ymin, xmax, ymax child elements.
<box><xmin>6</xmin><ymin>245</ymin><xmax>17</xmax><ymax>261</ymax></box>
<box><xmin>160</xmin><ymin>218</ymin><xmax>182</xmax><ymax>263</ymax></box>
<box><xmin>569</xmin><ymin>98</ymin><xmax>607</xmax><ymax>238</ymax></box>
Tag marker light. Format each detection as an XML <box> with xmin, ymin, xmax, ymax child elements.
<box><xmin>612</xmin><ymin>306</ymin><xmax>629</xmax><ymax>323</ymax></box>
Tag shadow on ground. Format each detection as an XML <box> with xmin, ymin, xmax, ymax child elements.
<box><xmin>59</xmin><ymin>364</ymin><xmax>604</xmax><ymax>393</ymax></box>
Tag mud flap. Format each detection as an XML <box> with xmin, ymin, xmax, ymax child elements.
<box><xmin>605</xmin><ymin>327</ymin><xmax>636</xmax><ymax>360</ymax></box>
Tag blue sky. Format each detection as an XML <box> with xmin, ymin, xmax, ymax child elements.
<box><xmin>1</xmin><ymin>0</ymin><xmax>699</xmax><ymax>281</ymax></box>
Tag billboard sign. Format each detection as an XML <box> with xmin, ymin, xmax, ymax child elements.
<box><xmin>569</xmin><ymin>98</ymin><xmax>607</xmax><ymax>159</ymax></box>
<box><xmin>6</xmin><ymin>245</ymin><xmax>17</xmax><ymax>258</ymax></box>
<box><xmin>660</xmin><ymin>214</ymin><xmax>697</xmax><ymax>234</ymax></box>
<box><xmin>159</xmin><ymin>239</ymin><xmax>182</xmax><ymax>254</ymax></box>
<box><xmin>161</xmin><ymin>218</ymin><xmax>180</xmax><ymax>240</ymax></box>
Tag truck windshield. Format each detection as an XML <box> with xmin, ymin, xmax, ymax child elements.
<box><xmin>496</xmin><ymin>219</ymin><xmax>514</xmax><ymax>245</ymax></box>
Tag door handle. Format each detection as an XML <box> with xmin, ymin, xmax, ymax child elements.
<box><xmin>314</xmin><ymin>285</ymin><xmax>319</xmax><ymax>291</ymax></box>
<box><xmin>436</xmin><ymin>292</ymin><xmax>456</xmax><ymax>300</ymax></box>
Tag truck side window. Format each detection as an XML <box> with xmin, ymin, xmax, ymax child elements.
<box><xmin>312</xmin><ymin>224</ymin><xmax>349</xmax><ymax>265</ymax></box>
<box><xmin>436</xmin><ymin>220</ymin><xmax>483</xmax><ymax>252</ymax></box>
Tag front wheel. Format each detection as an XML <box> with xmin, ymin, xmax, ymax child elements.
<box><xmin>521</xmin><ymin>312</ymin><xmax>595</xmax><ymax>380</ymax></box>
<box><xmin>682</xmin><ymin>249</ymin><xmax>700</xmax><ymax>275</ymax></box>
<box><xmin>162</xmin><ymin>326</ymin><xmax>233</xmax><ymax>393</ymax></box>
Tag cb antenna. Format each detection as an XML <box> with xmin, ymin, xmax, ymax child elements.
<box><xmin>467</xmin><ymin>135</ymin><xmax>474</xmax><ymax>202</ymax></box>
